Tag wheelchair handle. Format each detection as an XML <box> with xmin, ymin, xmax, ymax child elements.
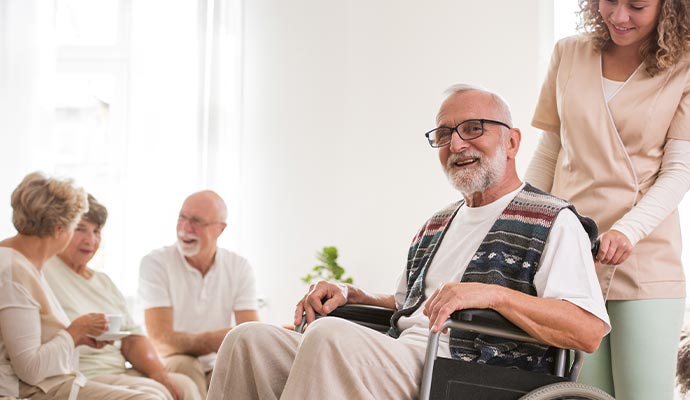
<box><xmin>591</xmin><ymin>238</ymin><xmax>600</xmax><ymax>257</ymax></box>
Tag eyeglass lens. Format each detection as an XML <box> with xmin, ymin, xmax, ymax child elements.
<box><xmin>178</xmin><ymin>215</ymin><xmax>206</xmax><ymax>228</ymax></box>
<box><xmin>428</xmin><ymin>120</ymin><xmax>484</xmax><ymax>147</ymax></box>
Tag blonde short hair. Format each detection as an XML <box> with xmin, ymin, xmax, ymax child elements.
<box><xmin>11</xmin><ymin>172</ymin><xmax>88</xmax><ymax>237</ymax></box>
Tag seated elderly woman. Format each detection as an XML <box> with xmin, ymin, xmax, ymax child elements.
<box><xmin>44</xmin><ymin>194</ymin><xmax>200</xmax><ymax>400</ymax></box>
<box><xmin>0</xmin><ymin>172</ymin><xmax>170</xmax><ymax>400</ymax></box>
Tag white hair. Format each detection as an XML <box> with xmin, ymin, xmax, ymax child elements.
<box><xmin>443</xmin><ymin>83</ymin><xmax>513</xmax><ymax>127</ymax></box>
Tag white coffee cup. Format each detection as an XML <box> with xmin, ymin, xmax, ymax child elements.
<box><xmin>106</xmin><ymin>314</ymin><xmax>123</xmax><ymax>333</ymax></box>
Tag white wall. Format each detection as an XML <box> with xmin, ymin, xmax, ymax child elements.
<box><xmin>238</xmin><ymin>0</ymin><xmax>554</xmax><ymax>324</ymax></box>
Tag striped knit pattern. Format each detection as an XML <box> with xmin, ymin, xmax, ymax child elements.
<box><xmin>460</xmin><ymin>186</ymin><xmax>575</xmax><ymax>294</ymax></box>
<box><xmin>389</xmin><ymin>184</ymin><xmax>597</xmax><ymax>374</ymax></box>
<box><xmin>389</xmin><ymin>201</ymin><xmax>462</xmax><ymax>337</ymax></box>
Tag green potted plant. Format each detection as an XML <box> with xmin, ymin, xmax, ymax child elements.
<box><xmin>302</xmin><ymin>246</ymin><xmax>353</xmax><ymax>285</ymax></box>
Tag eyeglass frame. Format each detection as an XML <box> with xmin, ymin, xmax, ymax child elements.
<box><xmin>177</xmin><ymin>214</ymin><xmax>225</xmax><ymax>230</ymax></box>
<box><xmin>424</xmin><ymin>118</ymin><xmax>512</xmax><ymax>148</ymax></box>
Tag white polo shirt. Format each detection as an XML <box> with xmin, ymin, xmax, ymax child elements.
<box><xmin>138</xmin><ymin>244</ymin><xmax>258</xmax><ymax>370</ymax></box>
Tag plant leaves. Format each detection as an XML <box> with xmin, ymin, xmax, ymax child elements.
<box><xmin>302</xmin><ymin>246</ymin><xmax>353</xmax><ymax>284</ymax></box>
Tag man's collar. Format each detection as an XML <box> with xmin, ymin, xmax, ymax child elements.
<box><xmin>175</xmin><ymin>245</ymin><xmax>218</xmax><ymax>276</ymax></box>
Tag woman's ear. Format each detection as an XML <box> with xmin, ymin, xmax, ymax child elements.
<box><xmin>52</xmin><ymin>224</ymin><xmax>65</xmax><ymax>238</ymax></box>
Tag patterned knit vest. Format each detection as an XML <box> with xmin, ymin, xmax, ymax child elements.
<box><xmin>388</xmin><ymin>184</ymin><xmax>597</xmax><ymax>373</ymax></box>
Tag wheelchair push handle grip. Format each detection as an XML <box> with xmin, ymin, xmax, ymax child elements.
<box><xmin>591</xmin><ymin>238</ymin><xmax>600</xmax><ymax>258</ymax></box>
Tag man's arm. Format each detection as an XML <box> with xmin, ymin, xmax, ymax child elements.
<box><xmin>120</xmin><ymin>334</ymin><xmax>182</xmax><ymax>400</ymax></box>
<box><xmin>347</xmin><ymin>285</ymin><xmax>397</xmax><ymax>309</ymax></box>
<box><xmin>494</xmin><ymin>288</ymin><xmax>607</xmax><ymax>353</ymax></box>
<box><xmin>293</xmin><ymin>281</ymin><xmax>396</xmax><ymax>326</ymax></box>
<box><xmin>424</xmin><ymin>283</ymin><xmax>607</xmax><ymax>353</ymax></box>
<box><xmin>144</xmin><ymin>307</ymin><xmax>228</xmax><ymax>356</ymax></box>
<box><xmin>425</xmin><ymin>209</ymin><xmax>609</xmax><ymax>354</ymax></box>
<box><xmin>234</xmin><ymin>309</ymin><xmax>259</xmax><ymax>325</ymax></box>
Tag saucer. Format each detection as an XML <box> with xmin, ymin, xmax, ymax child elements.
<box><xmin>89</xmin><ymin>331</ymin><xmax>131</xmax><ymax>341</ymax></box>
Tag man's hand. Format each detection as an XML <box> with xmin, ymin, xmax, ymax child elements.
<box><xmin>199</xmin><ymin>329</ymin><xmax>231</xmax><ymax>354</ymax></box>
<box><xmin>293</xmin><ymin>281</ymin><xmax>348</xmax><ymax>326</ymax></box>
<box><xmin>149</xmin><ymin>369</ymin><xmax>183</xmax><ymax>400</ymax></box>
<box><xmin>423</xmin><ymin>282</ymin><xmax>501</xmax><ymax>333</ymax></box>
<box><xmin>596</xmin><ymin>229</ymin><xmax>632</xmax><ymax>265</ymax></box>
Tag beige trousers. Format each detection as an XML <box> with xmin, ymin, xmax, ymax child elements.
<box><xmin>105</xmin><ymin>368</ymin><xmax>202</xmax><ymax>400</ymax></box>
<box><xmin>18</xmin><ymin>368</ymin><xmax>201</xmax><ymax>400</ymax></box>
<box><xmin>20</xmin><ymin>376</ymin><xmax>164</xmax><ymax>400</ymax></box>
<box><xmin>164</xmin><ymin>355</ymin><xmax>211</xmax><ymax>399</ymax></box>
<box><xmin>207</xmin><ymin>318</ymin><xmax>426</xmax><ymax>400</ymax></box>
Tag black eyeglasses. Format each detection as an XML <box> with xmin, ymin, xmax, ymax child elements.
<box><xmin>424</xmin><ymin>119</ymin><xmax>511</xmax><ymax>148</ymax></box>
<box><xmin>178</xmin><ymin>214</ymin><xmax>223</xmax><ymax>230</ymax></box>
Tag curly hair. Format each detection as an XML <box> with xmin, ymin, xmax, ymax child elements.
<box><xmin>11</xmin><ymin>172</ymin><xmax>88</xmax><ymax>237</ymax></box>
<box><xmin>578</xmin><ymin>0</ymin><xmax>690</xmax><ymax>76</ymax></box>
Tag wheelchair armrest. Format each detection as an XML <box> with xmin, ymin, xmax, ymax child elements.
<box><xmin>328</xmin><ymin>304</ymin><xmax>395</xmax><ymax>326</ymax></box>
<box><xmin>295</xmin><ymin>304</ymin><xmax>395</xmax><ymax>334</ymax></box>
<box><xmin>450</xmin><ymin>308</ymin><xmax>531</xmax><ymax>341</ymax></box>
<box><xmin>428</xmin><ymin>308</ymin><xmax>583</xmax><ymax>381</ymax></box>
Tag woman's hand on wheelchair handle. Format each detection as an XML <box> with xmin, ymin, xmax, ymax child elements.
<box><xmin>596</xmin><ymin>230</ymin><xmax>632</xmax><ymax>265</ymax></box>
<box><xmin>294</xmin><ymin>281</ymin><xmax>349</xmax><ymax>326</ymax></box>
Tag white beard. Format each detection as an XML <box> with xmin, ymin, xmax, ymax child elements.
<box><xmin>177</xmin><ymin>231</ymin><xmax>200</xmax><ymax>257</ymax></box>
<box><xmin>445</xmin><ymin>144</ymin><xmax>507</xmax><ymax>195</ymax></box>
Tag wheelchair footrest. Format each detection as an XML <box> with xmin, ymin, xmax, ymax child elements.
<box><xmin>429</xmin><ymin>358</ymin><xmax>568</xmax><ymax>400</ymax></box>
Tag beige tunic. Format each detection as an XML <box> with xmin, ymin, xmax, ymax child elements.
<box><xmin>0</xmin><ymin>248</ymin><xmax>77</xmax><ymax>397</ymax></box>
<box><xmin>532</xmin><ymin>35</ymin><xmax>690</xmax><ymax>300</ymax></box>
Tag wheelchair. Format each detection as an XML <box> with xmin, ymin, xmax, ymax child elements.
<box><xmin>298</xmin><ymin>303</ymin><xmax>614</xmax><ymax>400</ymax></box>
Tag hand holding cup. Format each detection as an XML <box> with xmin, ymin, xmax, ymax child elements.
<box><xmin>66</xmin><ymin>313</ymin><xmax>108</xmax><ymax>346</ymax></box>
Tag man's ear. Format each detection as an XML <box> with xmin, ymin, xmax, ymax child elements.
<box><xmin>506</xmin><ymin>127</ymin><xmax>521</xmax><ymax>159</ymax></box>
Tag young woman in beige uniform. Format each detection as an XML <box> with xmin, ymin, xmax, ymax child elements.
<box><xmin>528</xmin><ymin>0</ymin><xmax>690</xmax><ymax>398</ymax></box>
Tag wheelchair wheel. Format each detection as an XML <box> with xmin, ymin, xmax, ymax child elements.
<box><xmin>519</xmin><ymin>382</ymin><xmax>615</xmax><ymax>400</ymax></box>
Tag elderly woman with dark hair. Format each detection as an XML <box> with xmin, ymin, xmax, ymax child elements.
<box><xmin>0</xmin><ymin>172</ymin><xmax>166</xmax><ymax>400</ymax></box>
<box><xmin>44</xmin><ymin>195</ymin><xmax>200</xmax><ymax>400</ymax></box>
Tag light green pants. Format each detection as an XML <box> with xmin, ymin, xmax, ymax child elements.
<box><xmin>578</xmin><ymin>299</ymin><xmax>684</xmax><ymax>400</ymax></box>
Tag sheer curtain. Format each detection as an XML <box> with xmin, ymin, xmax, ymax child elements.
<box><xmin>0</xmin><ymin>0</ymin><xmax>56</xmax><ymax>238</ymax></box>
<box><xmin>121</xmin><ymin>0</ymin><xmax>244</xmax><ymax>298</ymax></box>
<box><xmin>0</xmin><ymin>0</ymin><xmax>244</xmax><ymax>302</ymax></box>
<box><xmin>197</xmin><ymin>0</ymin><xmax>244</xmax><ymax>249</ymax></box>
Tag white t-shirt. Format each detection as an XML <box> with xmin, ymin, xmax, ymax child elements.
<box><xmin>395</xmin><ymin>185</ymin><xmax>611</xmax><ymax>358</ymax></box>
<box><xmin>44</xmin><ymin>256</ymin><xmax>144</xmax><ymax>378</ymax></box>
<box><xmin>138</xmin><ymin>245</ymin><xmax>258</xmax><ymax>370</ymax></box>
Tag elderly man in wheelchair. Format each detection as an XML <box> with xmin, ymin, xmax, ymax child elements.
<box><xmin>207</xmin><ymin>84</ymin><xmax>612</xmax><ymax>400</ymax></box>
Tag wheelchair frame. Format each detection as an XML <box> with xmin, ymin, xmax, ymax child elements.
<box><xmin>299</xmin><ymin>305</ymin><xmax>614</xmax><ymax>400</ymax></box>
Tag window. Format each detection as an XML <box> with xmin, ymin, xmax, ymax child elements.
<box><xmin>54</xmin><ymin>0</ymin><xmax>130</xmax><ymax>282</ymax></box>
<box><xmin>50</xmin><ymin>0</ymin><xmax>244</xmax><ymax>303</ymax></box>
